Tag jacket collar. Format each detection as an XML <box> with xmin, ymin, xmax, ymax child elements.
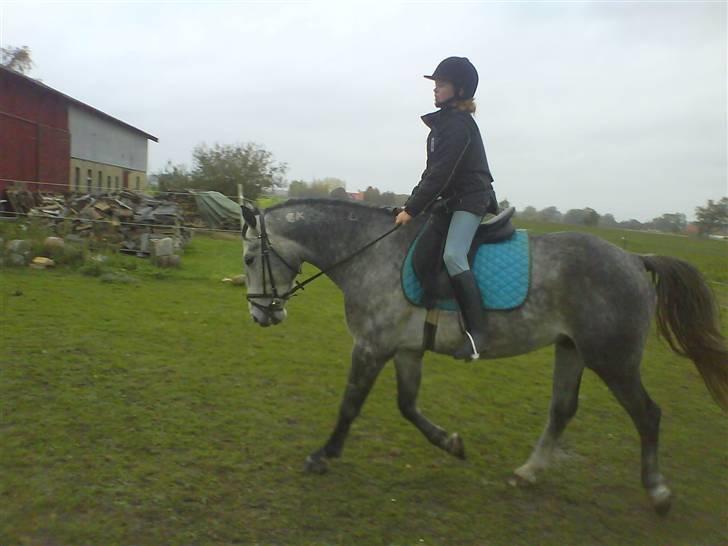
<box><xmin>421</xmin><ymin>106</ymin><xmax>455</xmax><ymax>128</ymax></box>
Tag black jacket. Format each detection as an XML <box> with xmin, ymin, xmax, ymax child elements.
<box><xmin>404</xmin><ymin>107</ymin><xmax>495</xmax><ymax>217</ymax></box>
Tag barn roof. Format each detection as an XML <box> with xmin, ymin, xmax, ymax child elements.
<box><xmin>0</xmin><ymin>65</ymin><xmax>158</xmax><ymax>142</ymax></box>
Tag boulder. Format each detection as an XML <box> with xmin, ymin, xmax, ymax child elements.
<box><xmin>8</xmin><ymin>253</ymin><xmax>28</xmax><ymax>266</ymax></box>
<box><xmin>222</xmin><ymin>274</ymin><xmax>246</xmax><ymax>286</ymax></box>
<box><xmin>43</xmin><ymin>236</ymin><xmax>65</xmax><ymax>251</ymax></box>
<box><xmin>30</xmin><ymin>256</ymin><xmax>56</xmax><ymax>269</ymax></box>
<box><xmin>6</xmin><ymin>239</ymin><xmax>31</xmax><ymax>254</ymax></box>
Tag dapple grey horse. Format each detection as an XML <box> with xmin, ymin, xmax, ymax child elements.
<box><xmin>240</xmin><ymin>198</ymin><xmax>728</xmax><ymax>515</ymax></box>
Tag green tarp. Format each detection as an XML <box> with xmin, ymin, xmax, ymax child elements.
<box><xmin>192</xmin><ymin>191</ymin><xmax>241</xmax><ymax>229</ymax></box>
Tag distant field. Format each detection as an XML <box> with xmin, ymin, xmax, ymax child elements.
<box><xmin>1</xmin><ymin>220</ymin><xmax>726</xmax><ymax>545</ymax></box>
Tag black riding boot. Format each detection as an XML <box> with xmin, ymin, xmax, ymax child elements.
<box><xmin>451</xmin><ymin>270</ymin><xmax>486</xmax><ymax>361</ymax></box>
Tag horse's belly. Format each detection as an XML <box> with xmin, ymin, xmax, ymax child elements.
<box><xmin>430</xmin><ymin>306</ymin><xmax>563</xmax><ymax>359</ymax></box>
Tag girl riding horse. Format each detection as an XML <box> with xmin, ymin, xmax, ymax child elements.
<box><xmin>395</xmin><ymin>56</ymin><xmax>498</xmax><ymax>360</ymax></box>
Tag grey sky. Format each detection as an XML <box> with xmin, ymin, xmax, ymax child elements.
<box><xmin>3</xmin><ymin>1</ymin><xmax>726</xmax><ymax>221</ymax></box>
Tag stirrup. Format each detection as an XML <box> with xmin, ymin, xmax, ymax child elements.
<box><xmin>464</xmin><ymin>331</ymin><xmax>480</xmax><ymax>360</ymax></box>
<box><xmin>453</xmin><ymin>330</ymin><xmax>480</xmax><ymax>362</ymax></box>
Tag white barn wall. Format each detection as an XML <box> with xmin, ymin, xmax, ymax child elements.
<box><xmin>69</xmin><ymin>105</ymin><xmax>148</xmax><ymax>171</ymax></box>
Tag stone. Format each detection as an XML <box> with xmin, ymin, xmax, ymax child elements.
<box><xmin>151</xmin><ymin>237</ymin><xmax>175</xmax><ymax>266</ymax></box>
<box><xmin>43</xmin><ymin>236</ymin><xmax>65</xmax><ymax>251</ymax></box>
<box><xmin>139</xmin><ymin>233</ymin><xmax>150</xmax><ymax>254</ymax></box>
<box><xmin>6</xmin><ymin>239</ymin><xmax>31</xmax><ymax>254</ymax></box>
<box><xmin>9</xmin><ymin>253</ymin><xmax>27</xmax><ymax>266</ymax></box>
<box><xmin>151</xmin><ymin>237</ymin><xmax>174</xmax><ymax>258</ymax></box>
<box><xmin>31</xmin><ymin>256</ymin><xmax>56</xmax><ymax>268</ymax></box>
<box><xmin>222</xmin><ymin>274</ymin><xmax>246</xmax><ymax>286</ymax></box>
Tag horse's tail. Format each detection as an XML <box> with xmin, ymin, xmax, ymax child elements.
<box><xmin>640</xmin><ymin>254</ymin><xmax>728</xmax><ymax>412</ymax></box>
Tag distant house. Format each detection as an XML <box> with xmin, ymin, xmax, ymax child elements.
<box><xmin>0</xmin><ymin>65</ymin><xmax>157</xmax><ymax>196</ymax></box>
<box><xmin>685</xmin><ymin>223</ymin><xmax>700</xmax><ymax>236</ymax></box>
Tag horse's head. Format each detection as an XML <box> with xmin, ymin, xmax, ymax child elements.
<box><xmin>241</xmin><ymin>203</ymin><xmax>302</xmax><ymax>327</ymax></box>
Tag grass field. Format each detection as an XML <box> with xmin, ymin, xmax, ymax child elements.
<box><xmin>1</xmin><ymin>220</ymin><xmax>726</xmax><ymax>545</ymax></box>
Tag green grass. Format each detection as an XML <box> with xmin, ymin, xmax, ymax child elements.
<box><xmin>1</xmin><ymin>222</ymin><xmax>727</xmax><ymax>545</ymax></box>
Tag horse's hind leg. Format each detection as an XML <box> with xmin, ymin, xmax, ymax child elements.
<box><xmin>513</xmin><ymin>339</ymin><xmax>584</xmax><ymax>484</ymax></box>
<box><xmin>304</xmin><ymin>343</ymin><xmax>388</xmax><ymax>474</ymax></box>
<box><xmin>394</xmin><ymin>349</ymin><xmax>465</xmax><ymax>459</ymax></box>
<box><xmin>595</xmin><ymin>363</ymin><xmax>672</xmax><ymax>515</ymax></box>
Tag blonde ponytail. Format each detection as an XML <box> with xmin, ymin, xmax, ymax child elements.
<box><xmin>455</xmin><ymin>99</ymin><xmax>476</xmax><ymax>114</ymax></box>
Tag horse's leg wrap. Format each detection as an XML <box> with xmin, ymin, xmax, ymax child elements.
<box><xmin>305</xmin><ymin>343</ymin><xmax>387</xmax><ymax>473</ymax></box>
<box><xmin>394</xmin><ymin>350</ymin><xmax>465</xmax><ymax>459</ymax></box>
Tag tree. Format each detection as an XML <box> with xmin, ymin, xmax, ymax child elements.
<box><xmin>155</xmin><ymin>161</ymin><xmax>192</xmax><ymax>191</ymax></box>
<box><xmin>289</xmin><ymin>178</ymin><xmax>347</xmax><ymax>199</ymax></box>
<box><xmin>363</xmin><ymin>186</ymin><xmax>381</xmax><ymax>204</ymax></box>
<box><xmin>330</xmin><ymin>187</ymin><xmax>349</xmax><ymax>200</ymax></box>
<box><xmin>288</xmin><ymin>180</ymin><xmax>308</xmax><ymax>198</ymax></box>
<box><xmin>620</xmin><ymin>219</ymin><xmax>644</xmax><ymax>230</ymax></box>
<box><xmin>599</xmin><ymin>213</ymin><xmax>618</xmax><ymax>228</ymax></box>
<box><xmin>538</xmin><ymin>206</ymin><xmax>562</xmax><ymax>223</ymax></box>
<box><xmin>519</xmin><ymin>206</ymin><xmax>538</xmax><ymax>220</ymax></box>
<box><xmin>316</xmin><ymin>177</ymin><xmax>346</xmax><ymax>192</ymax></box>
<box><xmin>498</xmin><ymin>199</ymin><xmax>511</xmax><ymax>211</ymax></box>
<box><xmin>695</xmin><ymin>197</ymin><xmax>728</xmax><ymax>235</ymax></box>
<box><xmin>563</xmin><ymin>208</ymin><xmax>599</xmax><ymax>226</ymax></box>
<box><xmin>379</xmin><ymin>191</ymin><xmax>397</xmax><ymax>206</ymax></box>
<box><xmin>563</xmin><ymin>209</ymin><xmax>586</xmax><ymax>225</ymax></box>
<box><xmin>190</xmin><ymin>142</ymin><xmax>286</xmax><ymax>200</ymax></box>
<box><xmin>1</xmin><ymin>45</ymin><xmax>33</xmax><ymax>74</ymax></box>
<box><xmin>651</xmin><ymin>213</ymin><xmax>687</xmax><ymax>234</ymax></box>
<box><xmin>583</xmin><ymin>207</ymin><xmax>600</xmax><ymax>226</ymax></box>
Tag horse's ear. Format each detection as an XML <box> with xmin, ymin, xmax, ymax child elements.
<box><xmin>241</xmin><ymin>205</ymin><xmax>258</xmax><ymax>230</ymax></box>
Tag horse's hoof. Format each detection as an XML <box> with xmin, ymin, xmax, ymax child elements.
<box><xmin>445</xmin><ymin>433</ymin><xmax>466</xmax><ymax>460</ymax></box>
<box><xmin>304</xmin><ymin>455</ymin><xmax>329</xmax><ymax>475</ymax></box>
<box><xmin>649</xmin><ymin>484</ymin><xmax>672</xmax><ymax>516</ymax></box>
<box><xmin>509</xmin><ymin>466</ymin><xmax>537</xmax><ymax>487</ymax></box>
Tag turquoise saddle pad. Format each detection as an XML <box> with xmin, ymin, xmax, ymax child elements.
<box><xmin>401</xmin><ymin>229</ymin><xmax>531</xmax><ymax>311</ymax></box>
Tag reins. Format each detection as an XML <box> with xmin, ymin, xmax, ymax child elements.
<box><xmin>243</xmin><ymin>205</ymin><xmax>401</xmax><ymax>311</ymax></box>
<box><xmin>282</xmin><ymin>223</ymin><xmax>401</xmax><ymax>299</ymax></box>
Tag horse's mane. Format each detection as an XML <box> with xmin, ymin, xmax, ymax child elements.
<box><xmin>265</xmin><ymin>198</ymin><xmax>394</xmax><ymax>218</ymax></box>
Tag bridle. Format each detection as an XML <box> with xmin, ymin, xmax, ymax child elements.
<box><xmin>244</xmin><ymin>211</ymin><xmax>302</xmax><ymax>314</ymax></box>
<box><xmin>242</xmin><ymin>205</ymin><xmax>401</xmax><ymax>315</ymax></box>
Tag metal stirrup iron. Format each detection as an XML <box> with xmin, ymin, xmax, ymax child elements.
<box><xmin>464</xmin><ymin>331</ymin><xmax>479</xmax><ymax>361</ymax></box>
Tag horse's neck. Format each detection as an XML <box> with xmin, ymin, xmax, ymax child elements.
<box><xmin>268</xmin><ymin>203</ymin><xmax>401</xmax><ymax>286</ymax></box>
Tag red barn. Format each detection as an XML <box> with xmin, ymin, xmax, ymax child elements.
<box><xmin>0</xmin><ymin>65</ymin><xmax>157</xmax><ymax>196</ymax></box>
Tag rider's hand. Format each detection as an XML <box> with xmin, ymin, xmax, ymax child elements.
<box><xmin>395</xmin><ymin>210</ymin><xmax>413</xmax><ymax>226</ymax></box>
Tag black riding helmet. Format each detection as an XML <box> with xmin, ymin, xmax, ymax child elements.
<box><xmin>424</xmin><ymin>56</ymin><xmax>478</xmax><ymax>99</ymax></box>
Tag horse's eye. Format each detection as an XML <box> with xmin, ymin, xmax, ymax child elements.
<box><xmin>245</xmin><ymin>256</ymin><xmax>255</xmax><ymax>266</ymax></box>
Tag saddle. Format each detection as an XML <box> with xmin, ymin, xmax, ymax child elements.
<box><xmin>402</xmin><ymin>206</ymin><xmax>531</xmax><ymax>310</ymax></box>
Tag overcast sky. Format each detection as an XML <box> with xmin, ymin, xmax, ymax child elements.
<box><xmin>2</xmin><ymin>1</ymin><xmax>726</xmax><ymax>221</ymax></box>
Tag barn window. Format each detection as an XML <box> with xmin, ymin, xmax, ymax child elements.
<box><xmin>115</xmin><ymin>176</ymin><xmax>119</xmax><ymax>190</ymax></box>
<box><xmin>87</xmin><ymin>169</ymin><xmax>92</xmax><ymax>192</ymax></box>
<box><xmin>98</xmin><ymin>171</ymin><xmax>103</xmax><ymax>192</ymax></box>
<box><xmin>74</xmin><ymin>167</ymin><xmax>80</xmax><ymax>191</ymax></box>
<box><xmin>107</xmin><ymin>176</ymin><xmax>111</xmax><ymax>191</ymax></box>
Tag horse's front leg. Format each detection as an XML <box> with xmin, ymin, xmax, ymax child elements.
<box><xmin>394</xmin><ymin>349</ymin><xmax>465</xmax><ymax>459</ymax></box>
<box><xmin>304</xmin><ymin>342</ymin><xmax>388</xmax><ymax>474</ymax></box>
